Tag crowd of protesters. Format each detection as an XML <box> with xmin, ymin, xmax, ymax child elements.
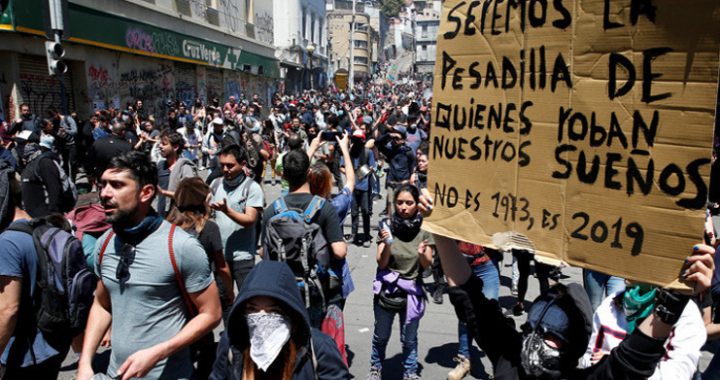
<box><xmin>0</xmin><ymin>72</ymin><xmax>716</xmax><ymax>380</ymax></box>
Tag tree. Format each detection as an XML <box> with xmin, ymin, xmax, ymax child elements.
<box><xmin>380</xmin><ymin>0</ymin><xmax>404</xmax><ymax>18</ymax></box>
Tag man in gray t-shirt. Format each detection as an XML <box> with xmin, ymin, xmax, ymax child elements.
<box><xmin>77</xmin><ymin>152</ymin><xmax>220</xmax><ymax>380</ymax></box>
<box><xmin>210</xmin><ymin>144</ymin><xmax>264</xmax><ymax>291</ymax></box>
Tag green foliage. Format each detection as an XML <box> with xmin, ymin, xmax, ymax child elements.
<box><xmin>380</xmin><ymin>0</ymin><xmax>404</xmax><ymax>18</ymax></box>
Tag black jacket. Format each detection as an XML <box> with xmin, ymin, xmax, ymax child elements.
<box><xmin>89</xmin><ymin>135</ymin><xmax>132</xmax><ymax>179</ymax></box>
<box><xmin>447</xmin><ymin>276</ymin><xmax>668</xmax><ymax>379</ymax></box>
<box><xmin>210</xmin><ymin>261</ymin><xmax>350</xmax><ymax>380</ymax></box>
<box><xmin>21</xmin><ymin>152</ymin><xmax>63</xmax><ymax>218</ymax></box>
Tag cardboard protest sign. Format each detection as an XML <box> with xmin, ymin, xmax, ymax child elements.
<box><xmin>424</xmin><ymin>0</ymin><xmax>720</xmax><ymax>288</ymax></box>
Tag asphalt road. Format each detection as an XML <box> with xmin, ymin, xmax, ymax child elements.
<box><xmin>58</xmin><ymin>178</ymin><xmax>713</xmax><ymax>379</ymax></box>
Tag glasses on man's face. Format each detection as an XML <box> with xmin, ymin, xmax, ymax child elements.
<box><xmin>116</xmin><ymin>243</ymin><xmax>136</xmax><ymax>285</ymax></box>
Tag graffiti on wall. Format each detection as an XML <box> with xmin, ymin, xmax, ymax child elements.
<box><xmin>197</xmin><ymin>66</ymin><xmax>207</xmax><ymax>105</ymax></box>
<box><xmin>125</xmin><ymin>28</ymin><xmax>180</xmax><ymax>57</ymax></box>
<box><xmin>190</xmin><ymin>0</ymin><xmax>207</xmax><ymax>18</ymax></box>
<box><xmin>255</xmin><ymin>12</ymin><xmax>274</xmax><ymax>45</ymax></box>
<box><xmin>219</xmin><ymin>0</ymin><xmax>241</xmax><ymax>33</ymax></box>
<box><xmin>87</xmin><ymin>60</ymin><xmax>120</xmax><ymax>110</ymax></box>
<box><xmin>19</xmin><ymin>73</ymin><xmax>63</xmax><ymax>116</ymax></box>
<box><xmin>175</xmin><ymin>63</ymin><xmax>197</xmax><ymax>107</ymax></box>
<box><xmin>118</xmin><ymin>63</ymin><xmax>175</xmax><ymax>119</ymax></box>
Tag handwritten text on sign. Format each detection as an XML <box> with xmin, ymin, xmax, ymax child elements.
<box><xmin>424</xmin><ymin>0</ymin><xmax>720</xmax><ymax>288</ymax></box>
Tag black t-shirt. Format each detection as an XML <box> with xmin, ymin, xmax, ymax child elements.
<box><xmin>198</xmin><ymin>220</ymin><xmax>223</xmax><ymax>266</ymax></box>
<box><xmin>262</xmin><ymin>193</ymin><xmax>344</xmax><ymax>244</ymax></box>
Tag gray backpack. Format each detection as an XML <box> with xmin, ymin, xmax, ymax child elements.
<box><xmin>262</xmin><ymin>196</ymin><xmax>331</xmax><ymax>310</ymax></box>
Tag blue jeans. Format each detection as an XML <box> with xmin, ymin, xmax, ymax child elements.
<box><xmin>458</xmin><ymin>259</ymin><xmax>499</xmax><ymax>358</ymax></box>
<box><xmin>370</xmin><ymin>300</ymin><xmax>420</xmax><ymax>376</ymax></box>
<box><xmin>583</xmin><ymin>269</ymin><xmax>625</xmax><ymax>310</ymax></box>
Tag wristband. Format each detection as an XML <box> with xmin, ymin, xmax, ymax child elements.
<box><xmin>653</xmin><ymin>289</ymin><xmax>690</xmax><ymax>326</ymax></box>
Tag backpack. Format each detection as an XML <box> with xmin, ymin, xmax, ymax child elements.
<box><xmin>66</xmin><ymin>203</ymin><xmax>111</xmax><ymax>240</ymax></box>
<box><xmin>7</xmin><ymin>218</ymin><xmax>96</xmax><ymax>342</ymax></box>
<box><xmin>0</xmin><ymin>159</ymin><xmax>16</xmax><ymax>232</ymax></box>
<box><xmin>28</xmin><ymin>153</ymin><xmax>78</xmax><ymax>213</ymax></box>
<box><xmin>262</xmin><ymin>196</ymin><xmax>331</xmax><ymax>311</ymax></box>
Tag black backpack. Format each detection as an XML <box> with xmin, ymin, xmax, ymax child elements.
<box><xmin>7</xmin><ymin>218</ymin><xmax>96</xmax><ymax>342</ymax></box>
<box><xmin>262</xmin><ymin>196</ymin><xmax>331</xmax><ymax>311</ymax></box>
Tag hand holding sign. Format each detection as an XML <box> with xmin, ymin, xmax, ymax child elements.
<box><xmin>425</xmin><ymin>0</ymin><xmax>720</xmax><ymax>288</ymax></box>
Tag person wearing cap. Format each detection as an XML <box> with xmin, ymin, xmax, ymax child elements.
<box><xmin>419</xmin><ymin>190</ymin><xmax>715</xmax><ymax>380</ymax></box>
<box><xmin>376</xmin><ymin>127</ymin><xmax>415</xmax><ymax>216</ymax></box>
<box><xmin>20</xmin><ymin>136</ymin><xmax>71</xmax><ymax>217</ymax></box>
<box><xmin>340</xmin><ymin>128</ymin><xmax>376</xmax><ymax>247</ymax></box>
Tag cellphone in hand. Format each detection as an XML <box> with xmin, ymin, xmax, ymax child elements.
<box><xmin>321</xmin><ymin>131</ymin><xmax>342</xmax><ymax>141</ymax></box>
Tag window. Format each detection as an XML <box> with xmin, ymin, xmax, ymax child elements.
<box><xmin>311</xmin><ymin>14</ymin><xmax>315</xmax><ymax>43</ymax></box>
<box><xmin>422</xmin><ymin>24</ymin><xmax>427</xmax><ymax>32</ymax></box>
<box><xmin>302</xmin><ymin>10</ymin><xmax>307</xmax><ymax>40</ymax></box>
<box><xmin>354</xmin><ymin>56</ymin><xmax>368</xmax><ymax>64</ymax></box>
<box><xmin>354</xmin><ymin>40</ymin><xmax>368</xmax><ymax>49</ymax></box>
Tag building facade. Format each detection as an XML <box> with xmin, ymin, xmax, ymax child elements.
<box><xmin>273</xmin><ymin>0</ymin><xmax>329</xmax><ymax>94</ymax></box>
<box><xmin>327</xmin><ymin>0</ymin><xmax>378</xmax><ymax>82</ymax></box>
<box><xmin>0</xmin><ymin>0</ymin><xmax>279</xmax><ymax>122</ymax></box>
<box><xmin>414</xmin><ymin>3</ymin><xmax>439</xmax><ymax>74</ymax></box>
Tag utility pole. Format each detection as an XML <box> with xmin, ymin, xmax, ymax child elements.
<box><xmin>348</xmin><ymin>0</ymin><xmax>356</xmax><ymax>91</ymax></box>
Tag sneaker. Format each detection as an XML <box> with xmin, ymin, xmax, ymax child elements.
<box><xmin>363</xmin><ymin>239</ymin><xmax>372</xmax><ymax>248</ymax></box>
<box><xmin>432</xmin><ymin>286</ymin><xmax>444</xmax><ymax>304</ymax></box>
<box><xmin>403</xmin><ymin>374</ymin><xmax>421</xmax><ymax>380</ymax></box>
<box><xmin>447</xmin><ymin>355</ymin><xmax>471</xmax><ymax>380</ymax></box>
<box><xmin>367</xmin><ymin>366</ymin><xmax>382</xmax><ymax>380</ymax></box>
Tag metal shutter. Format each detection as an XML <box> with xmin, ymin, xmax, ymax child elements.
<box><xmin>18</xmin><ymin>54</ymin><xmax>76</xmax><ymax>117</ymax></box>
<box><xmin>174</xmin><ymin>62</ymin><xmax>196</xmax><ymax>107</ymax></box>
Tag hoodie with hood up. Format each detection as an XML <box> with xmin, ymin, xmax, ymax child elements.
<box><xmin>210</xmin><ymin>261</ymin><xmax>350</xmax><ymax>380</ymax></box>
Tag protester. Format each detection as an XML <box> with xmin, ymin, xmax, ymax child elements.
<box><xmin>209</xmin><ymin>261</ymin><xmax>350</xmax><ymax>379</ymax></box>
<box><xmin>167</xmin><ymin>177</ymin><xmax>234</xmax><ymax>317</ymax></box>
<box><xmin>584</xmin><ymin>269</ymin><xmax>627</xmax><ymax>311</ymax></box>
<box><xmin>89</xmin><ymin>119</ymin><xmax>132</xmax><ymax>183</ymax></box>
<box><xmin>369</xmin><ymin>184</ymin><xmax>433</xmax><ymax>380</ymax></box>
<box><xmin>209</xmin><ymin>144</ymin><xmax>264</xmax><ymax>291</ymax></box>
<box><xmin>156</xmin><ymin>130</ymin><xmax>199</xmax><ymax>216</ymax></box>
<box><xmin>579</xmin><ymin>284</ymin><xmax>706</xmax><ymax>379</ymax></box>
<box><xmin>20</xmin><ymin>138</ymin><xmax>71</xmax><ymax>217</ymax></box>
<box><xmin>77</xmin><ymin>151</ymin><xmax>221</xmax><ymax>380</ymax></box>
<box><xmin>376</xmin><ymin>127</ymin><xmax>416</xmax><ymax>215</ymax></box>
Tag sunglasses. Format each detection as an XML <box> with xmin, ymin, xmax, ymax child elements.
<box><xmin>116</xmin><ymin>243</ymin><xmax>136</xmax><ymax>285</ymax></box>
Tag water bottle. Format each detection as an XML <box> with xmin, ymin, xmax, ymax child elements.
<box><xmin>379</xmin><ymin>218</ymin><xmax>393</xmax><ymax>245</ymax></box>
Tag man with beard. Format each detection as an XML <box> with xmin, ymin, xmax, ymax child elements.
<box><xmin>10</xmin><ymin>103</ymin><xmax>40</xmax><ymax>135</ymax></box>
<box><xmin>77</xmin><ymin>151</ymin><xmax>221</xmax><ymax>380</ymax></box>
<box><xmin>209</xmin><ymin>144</ymin><xmax>264</xmax><ymax>291</ymax></box>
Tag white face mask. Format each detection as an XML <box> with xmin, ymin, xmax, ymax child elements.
<box><xmin>245</xmin><ymin>311</ymin><xmax>292</xmax><ymax>371</ymax></box>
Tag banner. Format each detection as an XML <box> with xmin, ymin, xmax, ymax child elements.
<box><xmin>425</xmin><ymin>0</ymin><xmax>720</xmax><ymax>288</ymax></box>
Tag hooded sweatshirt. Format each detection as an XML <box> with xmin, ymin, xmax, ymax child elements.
<box><xmin>210</xmin><ymin>261</ymin><xmax>350</xmax><ymax>380</ymax></box>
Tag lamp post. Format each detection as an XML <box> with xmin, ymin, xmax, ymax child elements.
<box><xmin>307</xmin><ymin>43</ymin><xmax>316</xmax><ymax>90</ymax></box>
